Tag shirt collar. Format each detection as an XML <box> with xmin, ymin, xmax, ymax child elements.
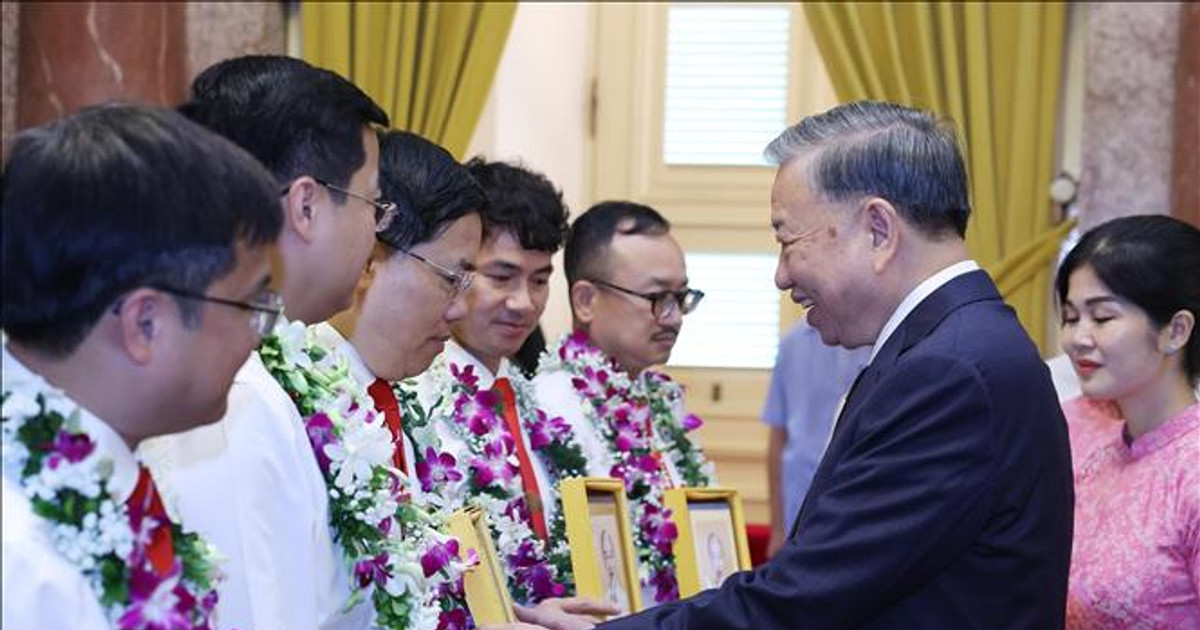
<box><xmin>310</xmin><ymin>322</ymin><xmax>376</xmax><ymax>389</ymax></box>
<box><xmin>2</xmin><ymin>345</ymin><xmax>140</xmax><ymax>502</ymax></box>
<box><xmin>868</xmin><ymin>260</ymin><xmax>981</xmax><ymax>365</ymax></box>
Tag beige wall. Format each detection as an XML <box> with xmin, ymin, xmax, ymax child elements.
<box><xmin>465</xmin><ymin>2</ymin><xmax>595</xmax><ymax>342</ymax></box>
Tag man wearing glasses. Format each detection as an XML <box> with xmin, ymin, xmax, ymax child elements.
<box><xmin>138</xmin><ymin>55</ymin><xmax>391</xmax><ymax>630</ymax></box>
<box><xmin>535</xmin><ymin>201</ymin><xmax>708</xmax><ymax>482</ymax></box>
<box><xmin>529</xmin><ymin>201</ymin><xmax>713</xmax><ymax>607</ymax></box>
<box><xmin>321</xmin><ymin>129</ymin><xmax>484</xmax><ymax>479</ymax></box>
<box><xmin>2</xmin><ymin>104</ymin><xmax>282</xmax><ymax>630</ymax></box>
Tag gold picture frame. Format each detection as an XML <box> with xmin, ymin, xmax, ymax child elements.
<box><xmin>663</xmin><ymin>487</ymin><xmax>752</xmax><ymax>598</ymax></box>
<box><xmin>446</xmin><ymin>506</ymin><xmax>515</xmax><ymax>624</ymax></box>
<box><xmin>560</xmin><ymin>477</ymin><xmax>643</xmax><ymax>615</ymax></box>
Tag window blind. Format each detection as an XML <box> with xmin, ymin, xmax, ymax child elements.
<box><xmin>663</xmin><ymin>5</ymin><xmax>791</xmax><ymax>166</ymax></box>
<box><xmin>669</xmin><ymin>252</ymin><xmax>781</xmax><ymax>369</ymax></box>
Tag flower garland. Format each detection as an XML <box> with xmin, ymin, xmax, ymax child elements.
<box><xmin>508</xmin><ymin>371</ymin><xmax>588</xmax><ymax>588</ymax></box>
<box><xmin>540</xmin><ymin>331</ymin><xmax>700</xmax><ymax>604</ymax></box>
<box><xmin>639</xmin><ymin>371</ymin><xmax>716</xmax><ymax>488</ymax></box>
<box><xmin>2</xmin><ymin>378</ymin><xmax>221</xmax><ymax>629</ymax></box>
<box><xmin>421</xmin><ymin>353</ymin><xmax>571</xmax><ymax>604</ymax></box>
<box><xmin>258</xmin><ymin>322</ymin><xmax>470</xmax><ymax>630</ymax></box>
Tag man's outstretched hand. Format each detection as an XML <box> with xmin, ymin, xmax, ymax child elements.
<box><xmin>480</xmin><ymin>597</ymin><xmax>622</xmax><ymax>630</ymax></box>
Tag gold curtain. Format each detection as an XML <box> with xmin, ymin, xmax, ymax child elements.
<box><xmin>301</xmin><ymin>1</ymin><xmax>517</xmax><ymax>158</ymax></box>
<box><xmin>804</xmin><ymin>2</ymin><xmax>1068</xmax><ymax>353</ymax></box>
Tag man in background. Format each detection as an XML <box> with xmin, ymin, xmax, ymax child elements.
<box><xmin>762</xmin><ymin>316</ymin><xmax>868</xmax><ymax>555</ymax></box>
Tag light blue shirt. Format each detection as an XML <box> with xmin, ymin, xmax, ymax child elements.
<box><xmin>762</xmin><ymin>319</ymin><xmax>870</xmax><ymax>529</ymax></box>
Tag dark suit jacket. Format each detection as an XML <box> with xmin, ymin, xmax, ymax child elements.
<box><xmin>601</xmin><ymin>270</ymin><xmax>1074</xmax><ymax>630</ymax></box>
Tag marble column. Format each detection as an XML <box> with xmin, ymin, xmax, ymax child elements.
<box><xmin>2</xmin><ymin>2</ymin><xmax>20</xmax><ymax>161</ymax></box>
<box><xmin>16</xmin><ymin>2</ymin><xmax>187</xmax><ymax>129</ymax></box>
<box><xmin>1077</xmin><ymin>2</ymin><xmax>1181</xmax><ymax>231</ymax></box>
<box><xmin>1171</xmin><ymin>4</ymin><xmax>1199</xmax><ymax>227</ymax></box>
<box><xmin>185</xmin><ymin>2</ymin><xmax>286</xmax><ymax>84</ymax></box>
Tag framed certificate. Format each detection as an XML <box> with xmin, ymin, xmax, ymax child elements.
<box><xmin>663</xmin><ymin>487</ymin><xmax>751</xmax><ymax>598</ymax></box>
<box><xmin>446</xmin><ymin>506</ymin><xmax>515</xmax><ymax>624</ymax></box>
<box><xmin>560</xmin><ymin>477</ymin><xmax>643</xmax><ymax>615</ymax></box>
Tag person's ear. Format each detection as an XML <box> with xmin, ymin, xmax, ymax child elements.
<box><xmin>570</xmin><ymin>281</ymin><xmax>598</xmax><ymax>326</ymax></box>
<box><xmin>116</xmin><ymin>288</ymin><xmax>165</xmax><ymax>365</ymax></box>
<box><xmin>1159</xmin><ymin>308</ymin><xmax>1195</xmax><ymax>356</ymax></box>
<box><xmin>862</xmin><ymin>197</ymin><xmax>900</xmax><ymax>273</ymax></box>
<box><xmin>281</xmin><ymin>177</ymin><xmax>322</xmax><ymax>244</ymax></box>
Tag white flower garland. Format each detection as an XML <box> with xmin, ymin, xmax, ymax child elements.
<box><xmin>261</xmin><ymin>322</ymin><xmax>470</xmax><ymax>630</ymax></box>
<box><xmin>2</xmin><ymin>372</ymin><xmax>221</xmax><ymax>629</ymax></box>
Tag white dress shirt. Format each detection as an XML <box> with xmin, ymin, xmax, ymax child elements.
<box><xmin>138</xmin><ymin>328</ymin><xmax>368</xmax><ymax>630</ymax></box>
<box><xmin>310</xmin><ymin>322</ymin><xmax>417</xmax><ymax>479</ymax></box>
<box><xmin>2</xmin><ymin>346</ymin><xmax>140</xmax><ymax>630</ymax></box>
<box><xmin>411</xmin><ymin>340</ymin><xmax>558</xmax><ymax>521</ymax></box>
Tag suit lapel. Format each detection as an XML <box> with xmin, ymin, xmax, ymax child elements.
<box><xmin>788</xmin><ymin>270</ymin><xmax>1003</xmax><ymax>538</ymax></box>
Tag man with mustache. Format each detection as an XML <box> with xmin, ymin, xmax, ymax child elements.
<box><xmin>535</xmin><ymin>201</ymin><xmax>711</xmax><ymax>485</ymax></box>
<box><xmin>532</xmin><ymin>201</ymin><xmax>714</xmax><ymax>607</ymax></box>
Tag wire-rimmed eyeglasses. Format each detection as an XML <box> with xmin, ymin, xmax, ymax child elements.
<box><xmin>153</xmin><ymin>285</ymin><xmax>284</xmax><ymax>336</ymax></box>
<box><xmin>279</xmin><ymin>179</ymin><xmax>399</xmax><ymax>233</ymax></box>
<box><xmin>403</xmin><ymin>250</ymin><xmax>474</xmax><ymax>299</ymax></box>
<box><xmin>589</xmin><ymin>279</ymin><xmax>704</xmax><ymax>320</ymax></box>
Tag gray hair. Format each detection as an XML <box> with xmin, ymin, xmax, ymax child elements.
<box><xmin>764</xmin><ymin>101</ymin><xmax>971</xmax><ymax>238</ymax></box>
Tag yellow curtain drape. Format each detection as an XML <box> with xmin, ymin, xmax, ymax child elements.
<box><xmin>804</xmin><ymin>2</ymin><xmax>1068</xmax><ymax>353</ymax></box>
<box><xmin>301</xmin><ymin>1</ymin><xmax>517</xmax><ymax>158</ymax></box>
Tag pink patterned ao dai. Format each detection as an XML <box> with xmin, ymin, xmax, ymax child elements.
<box><xmin>1063</xmin><ymin>397</ymin><xmax>1200</xmax><ymax>630</ymax></box>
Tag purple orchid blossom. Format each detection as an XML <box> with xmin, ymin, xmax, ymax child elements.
<box><xmin>45</xmin><ymin>429</ymin><xmax>95</xmax><ymax>470</ymax></box>
<box><xmin>416</xmin><ymin>447</ymin><xmax>463</xmax><ymax>493</ymax></box>
<box><xmin>450</xmin><ymin>363</ymin><xmax>480</xmax><ymax>390</ymax></box>
<box><xmin>354</xmin><ymin>553</ymin><xmax>392</xmax><ymax>588</ymax></box>
<box><xmin>303</xmin><ymin>412</ymin><xmax>337</xmax><ymax>474</ymax></box>
<box><xmin>117</xmin><ymin>563</ymin><xmax>191</xmax><ymax>630</ymax></box>
<box><xmin>421</xmin><ymin>538</ymin><xmax>461</xmax><ymax>578</ymax></box>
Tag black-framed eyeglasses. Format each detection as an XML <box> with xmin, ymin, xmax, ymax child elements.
<box><xmin>152</xmin><ymin>285</ymin><xmax>284</xmax><ymax>336</ymax></box>
<box><xmin>403</xmin><ymin>250</ymin><xmax>474</xmax><ymax>299</ymax></box>
<box><xmin>589</xmin><ymin>279</ymin><xmax>704</xmax><ymax>319</ymax></box>
<box><xmin>279</xmin><ymin>179</ymin><xmax>399</xmax><ymax>233</ymax></box>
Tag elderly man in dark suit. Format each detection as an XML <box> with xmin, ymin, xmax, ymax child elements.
<box><xmin>513</xmin><ymin>101</ymin><xmax>1074</xmax><ymax>630</ymax></box>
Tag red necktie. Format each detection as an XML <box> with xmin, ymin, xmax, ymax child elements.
<box><xmin>127</xmin><ymin>465</ymin><xmax>175</xmax><ymax>576</ymax></box>
<box><xmin>493</xmin><ymin>376</ymin><xmax>549</xmax><ymax>540</ymax></box>
<box><xmin>367</xmin><ymin>378</ymin><xmax>409</xmax><ymax>473</ymax></box>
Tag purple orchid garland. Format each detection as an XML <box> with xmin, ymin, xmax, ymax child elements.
<box><xmin>548</xmin><ymin>331</ymin><xmax>685</xmax><ymax>604</ymax></box>
<box><xmin>432</xmin><ymin>359</ymin><xmax>569</xmax><ymax>605</ymax></box>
